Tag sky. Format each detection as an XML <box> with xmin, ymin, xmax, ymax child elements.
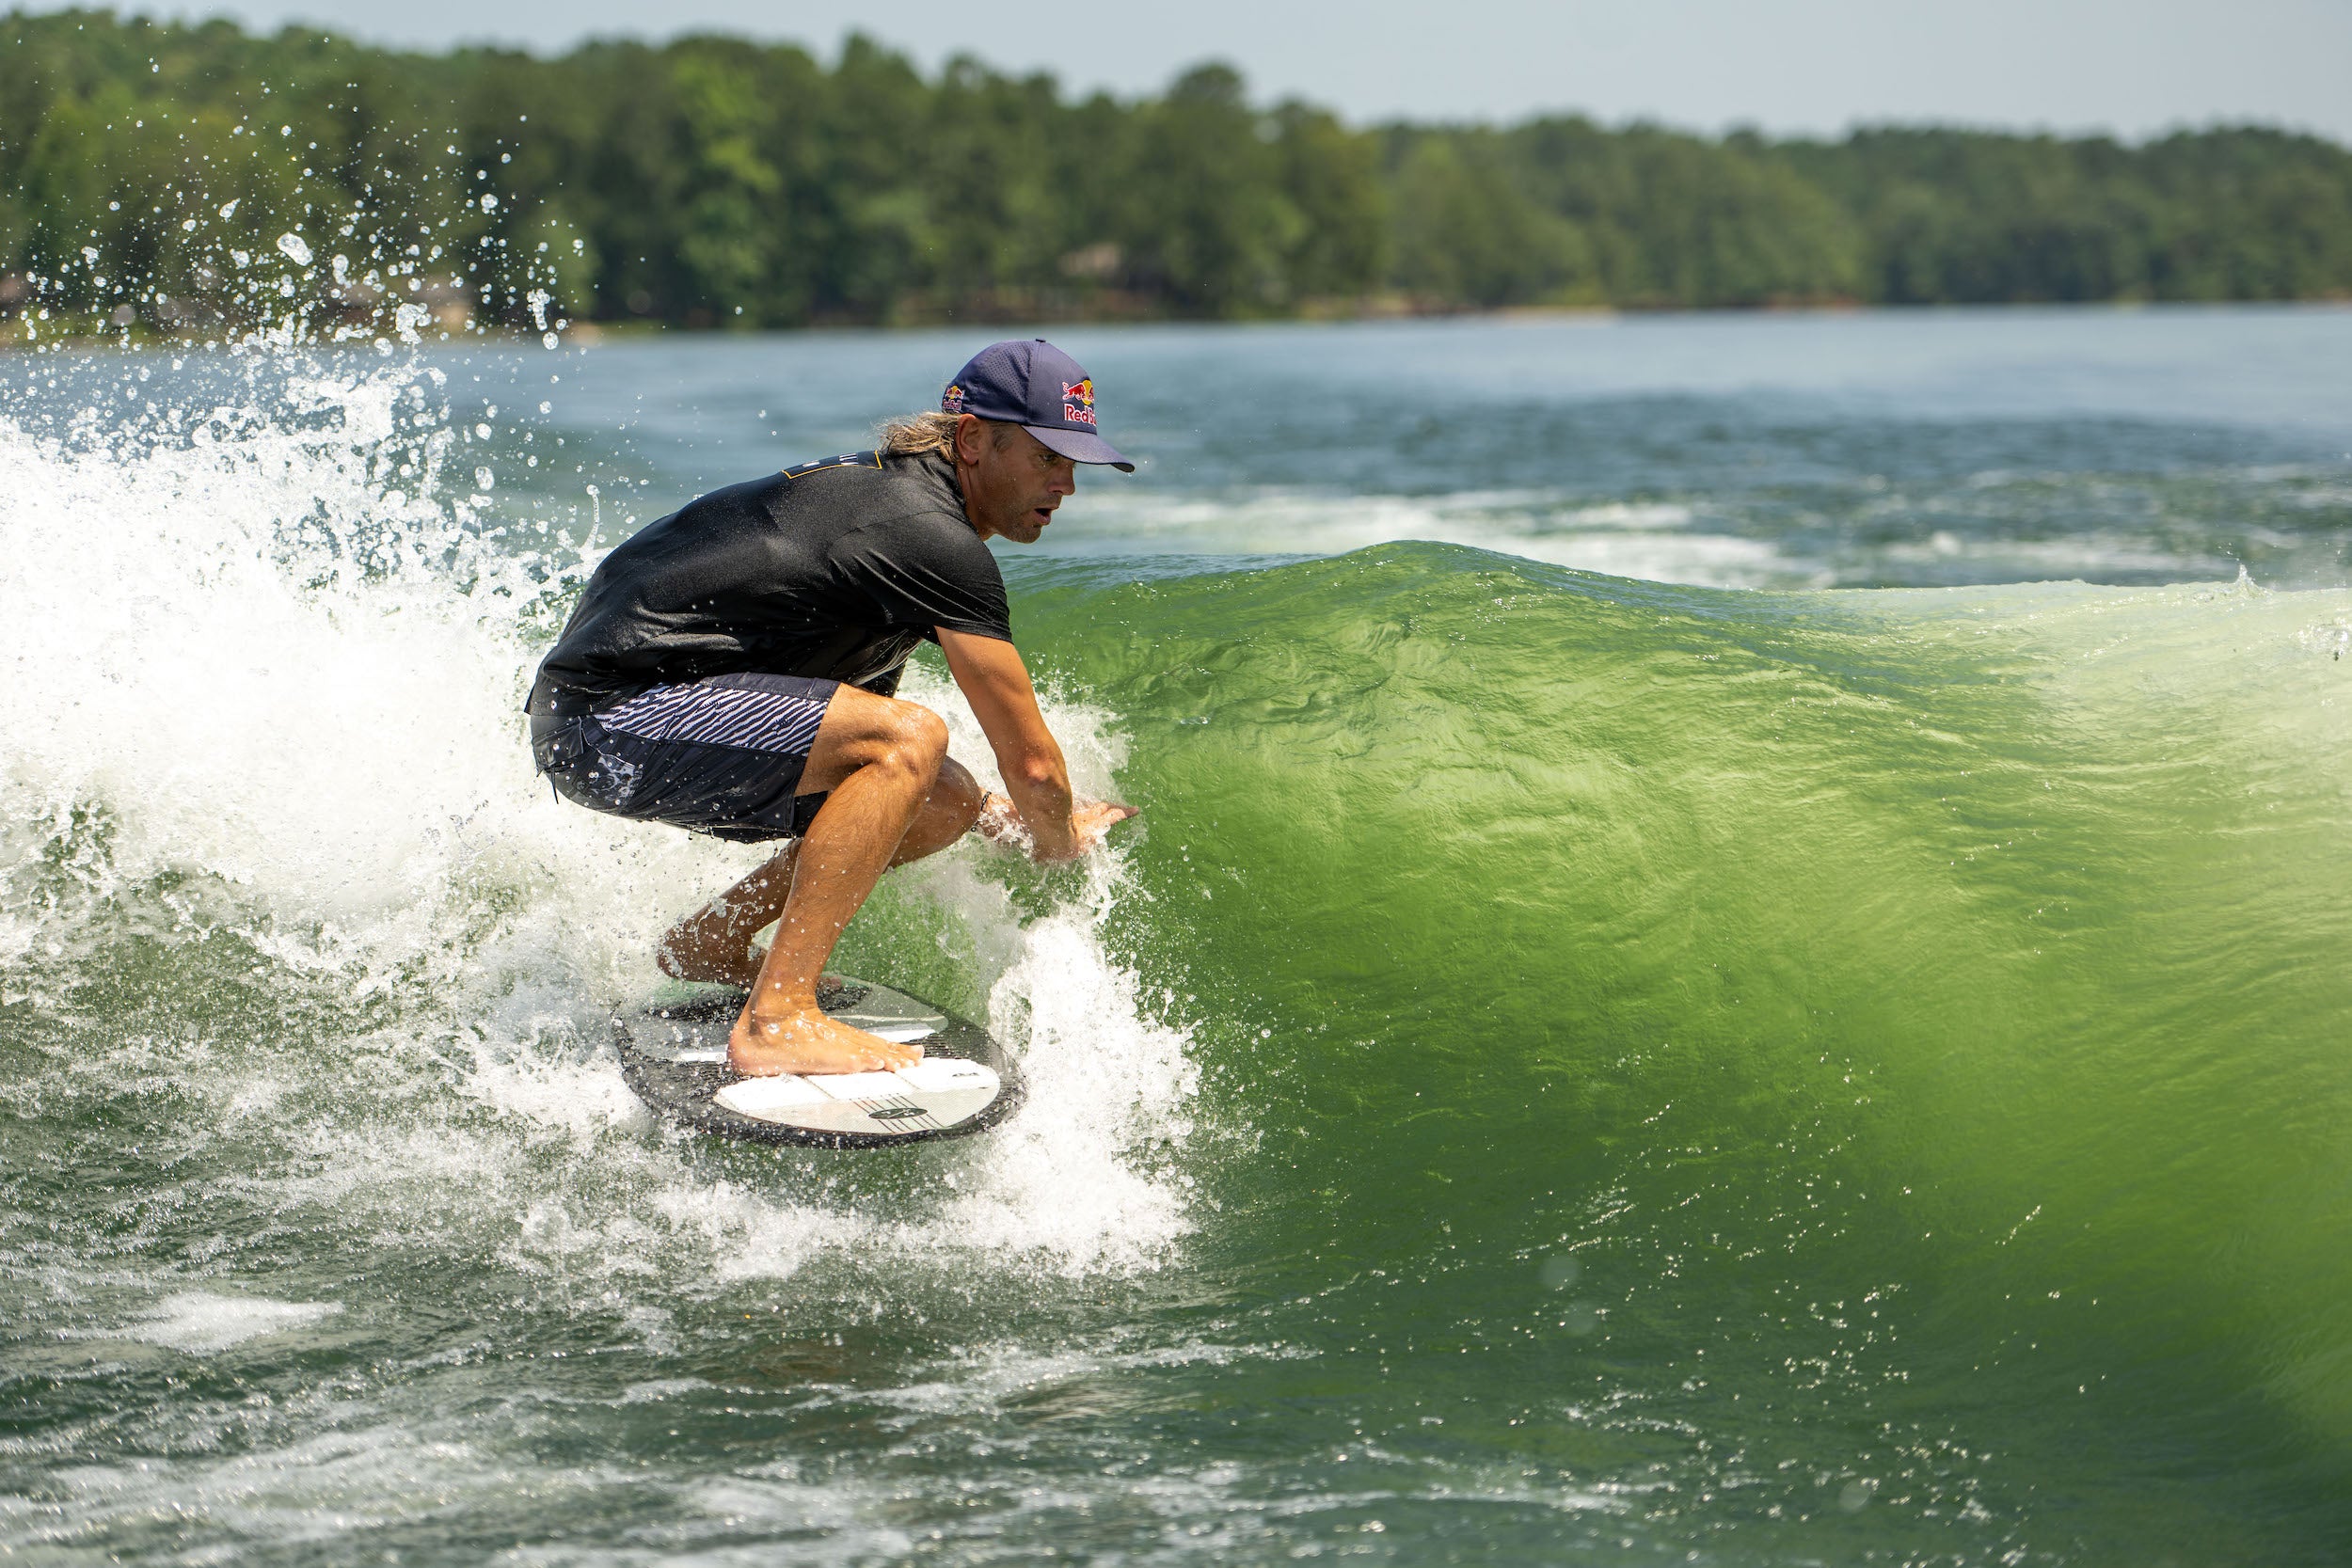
<box><xmin>87</xmin><ymin>0</ymin><xmax>2352</xmax><ymax>142</ymax></box>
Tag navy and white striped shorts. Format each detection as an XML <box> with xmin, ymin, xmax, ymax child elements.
<box><xmin>531</xmin><ymin>672</ymin><xmax>840</xmax><ymax>844</ymax></box>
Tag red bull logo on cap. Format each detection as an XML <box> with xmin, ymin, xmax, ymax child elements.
<box><xmin>941</xmin><ymin>383</ymin><xmax>966</xmax><ymax>414</ymax></box>
<box><xmin>1061</xmin><ymin>378</ymin><xmax>1097</xmax><ymax>426</ymax></box>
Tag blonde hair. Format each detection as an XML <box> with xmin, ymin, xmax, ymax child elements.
<box><xmin>877</xmin><ymin>410</ymin><xmax>1017</xmax><ymax>457</ymax></box>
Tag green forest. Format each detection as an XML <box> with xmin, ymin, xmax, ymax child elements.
<box><xmin>5</xmin><ymin>6</ymin><xmax>2351</xmax><ymax>339</ymax></box>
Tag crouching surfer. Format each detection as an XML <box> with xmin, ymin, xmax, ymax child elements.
<box><xmin>525</xmin><ymin>341</ymin><xmax>1137</xmax><ymax>1076</ymax></box>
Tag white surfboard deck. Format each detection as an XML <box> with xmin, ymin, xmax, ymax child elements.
<box><xmin>713</xmin><ymin>1055</ymin><xmax>1000</xmax><ymax>1136</ymax></box>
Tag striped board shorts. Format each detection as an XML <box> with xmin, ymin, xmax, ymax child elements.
<box><xmin>531</xmin><ymin>672</ymin><xmax>840</xmax><ymax>844</ymax></box>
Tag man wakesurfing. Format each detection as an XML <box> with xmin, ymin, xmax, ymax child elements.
<box><xmin>526</xmin><ymin>339</ymin><xmax>1137</xmax><ymax>1077</ymax></box>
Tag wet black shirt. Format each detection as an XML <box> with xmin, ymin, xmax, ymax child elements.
<box><xmin>527</xmin><ymin>449</ymin><xmax>1011</xmax><ymax>715</ymax></box>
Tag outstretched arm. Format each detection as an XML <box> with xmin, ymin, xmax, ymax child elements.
<box><xmin>937</xmin><ymin>627</ymin><xmax>1135</xmax><ymax>861</ymax></box>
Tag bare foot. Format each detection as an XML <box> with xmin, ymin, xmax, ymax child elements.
<box><xmin>728</xmin><ymin>1003</ymin><xmax>924</xmax><ymax>1077</ymax></box>
<box><xmin>658</xmin><ymin>940</ymin><xmax>763</xmax><ymax>989</ymax></box>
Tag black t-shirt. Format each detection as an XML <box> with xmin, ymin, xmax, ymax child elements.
<box><xmin>528</xmin><ymin>449</ymin><xmax>1012</xmax><ymax>715</ymax></box>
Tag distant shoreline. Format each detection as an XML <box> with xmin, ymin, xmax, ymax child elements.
<box><xmin>5</xmin><ymin>12</ymin><xmax>2350</xmax><ymax>343</ymax></box>
<box><xmin>15</xmin><ymin>294</ymin><xmax>2352</xmax><ymax>356</ymax></box>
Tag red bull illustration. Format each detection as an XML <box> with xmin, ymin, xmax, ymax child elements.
<box><xmin>1061</xmin><ymin>378</ymin><xmax>1098</xmax><ymax>426</ymax></box>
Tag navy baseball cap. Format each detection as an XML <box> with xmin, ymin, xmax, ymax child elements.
<box><xmin>941</xmin><ymin>339</ymin><xmax>1134</xmax><ymax>472</ymax></box>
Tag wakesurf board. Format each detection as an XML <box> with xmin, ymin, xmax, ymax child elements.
<box><xmin>613</xmin><ymin>975</ymin><xmax>1021</xmax><ymax>1148</ymax></box>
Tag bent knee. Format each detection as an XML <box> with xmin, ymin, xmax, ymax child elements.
<box><xmin>933</xmin><ymin>754</ymin><xmax>986</xmax><ymax>826</ymax></box>
<box><xmin>872</xmin><ymin>700</ymin><xmax>948</xmax><ymax>777</ymax></box>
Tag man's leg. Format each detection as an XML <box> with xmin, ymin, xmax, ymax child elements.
<box><xmin>658</xmin><ymin>754</ymin><xmax>985</xmax><ymax>989</ymax></box>
<box><xmin>724</xmin><ymin>688</ymin><xmax>957</xmax><ymax>1075</ymax></box>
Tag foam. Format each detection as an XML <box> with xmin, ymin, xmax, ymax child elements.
<box><xmin>882</xmin><ymin>665</ymin><xmax>1198</xmax><ymax>1272</ymax></box>
<box><xmin>866</xmin><ymin>1338</ymin><xmax>1311</xmax><ymax>1419</ymax></box>
<box><xmin>0</xmin><ymin>1365</ymin><xmax>1604</xmax><ymax>1564</ymax></box>
<box><xmin>96</xmin><ymin>1291</ymin><xmax>342</xmax><ymax>1354</ymax></box>
<box><xmin>0</xmin><ymin>1424</ymin><xmax>586</xmax><ymax>1558</ymax></box>
<box><xmin>1057</xmin><ymin>486</ymin><xmax>1813</xmax><ymax>588</ymax></box>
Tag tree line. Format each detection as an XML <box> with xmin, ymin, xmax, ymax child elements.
<box><xmin>3</xmin><ymin>6</ymin><xmax>2349</xmax><ymax>339</ymax></box>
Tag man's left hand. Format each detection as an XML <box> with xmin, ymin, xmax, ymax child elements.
<box><xmin>977</xmin><ymin>791</ymin><xmax>1136</xmax><ymax>854</ymax></box>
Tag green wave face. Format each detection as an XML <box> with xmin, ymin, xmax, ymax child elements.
<box><xmin>1012</xmin><ymin>546</ymin><xmax>2352</xmax><ymax>1553</ymax></box>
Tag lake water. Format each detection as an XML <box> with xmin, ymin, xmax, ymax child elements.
<box><xmin>3</xmin><ymin>306</ymin><xmax>2349</xmax><ymax>1564</ymax></box>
